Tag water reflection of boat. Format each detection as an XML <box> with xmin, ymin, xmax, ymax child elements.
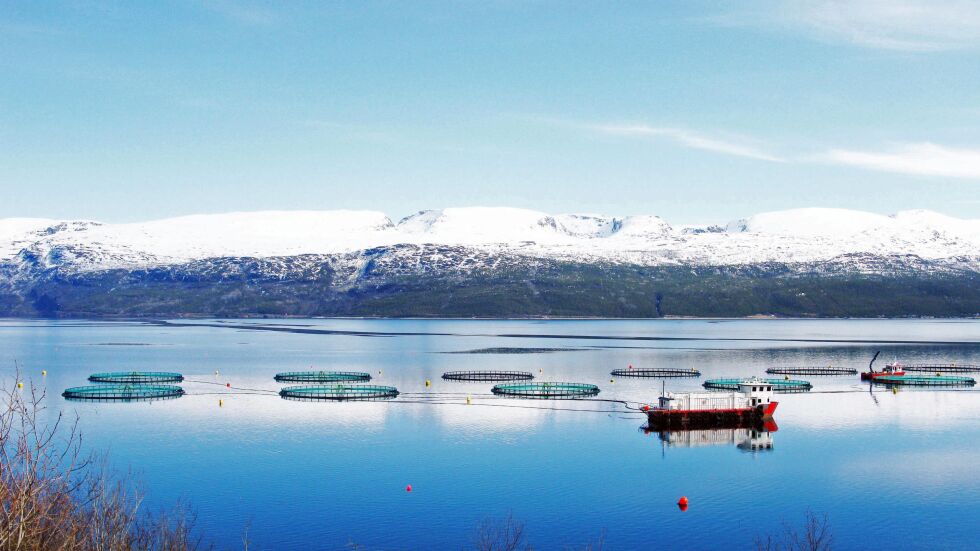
<box><xmin>641</xmin><ymin>422</ymin><xmax>777</xmax><ymax>453</ymax></box>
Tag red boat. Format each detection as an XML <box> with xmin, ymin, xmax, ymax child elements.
<box><xmin>860</xmin><ymin>352</ymin><xmax>905</xmax><ymax>380</ymax></box>
<box><xmin>643</xmin><ymin>378</ymin><xmax>778</xmax><ymax>429</ymax></box>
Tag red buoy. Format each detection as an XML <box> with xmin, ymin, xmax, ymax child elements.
<box><xmin>406</xmin><ymin>484</ymin><xmax>413</xmax><ymax>492</ymax></box>
<box><xmin>226</xmin><ymin>383</ymin><xmax>231</xmax><ymax>388</ymax></box>
<box><xmin>641</xmin><ymin>405</ymin><xmax>650</xmax><ymax>412</ymax></box>
<box><xmin>628</xmin><ymin>364</ymin><xmax>633</xmax><ymax>370</ymax></box>
<box><xmin>677</xmin><ymin>496</ymin><xmax>689</xmax><ymax>511</ymax></box>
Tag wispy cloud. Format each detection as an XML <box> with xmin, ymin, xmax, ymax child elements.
<box><xmin>590</xmin><ymin>123</ymin><xmax>785</xmax><ymax>162</ymax></box>
<box><xmin>821</xmin><ymin>143</ymin><xmax>980</xmax><ymax>178</ymax></box>
<box><xmin>718</xmin><ymin>0</ymin><xmax>980</xmax><ymax>51</ymax></box>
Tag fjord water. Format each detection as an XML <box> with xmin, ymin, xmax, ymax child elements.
<box><xmin>2</xmin><ymin>319</ymin><xmax>980</xmax><ymax>550</ymax></box>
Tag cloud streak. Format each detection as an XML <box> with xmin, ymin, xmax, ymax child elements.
<box><xmin>717</xmin><ymin>0</ymin><xmax>980</xmax><ymax>51</ymax></box>
<box><xmin>822</xmin><ymin>143</ymin><xmax>980</xmax><ymax>179</ymax></box>
<box><xmin>591</xmin><ymin>123</ymin><xmax>785</xmax><ymax>162</ymax></box>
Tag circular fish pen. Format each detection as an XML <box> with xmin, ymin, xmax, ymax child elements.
<box><xmin>610</xmin><ymin>368</ymin><xmax>701</xmax><ymax>378</ymax></box>
<box><xmin>279</xmin><ymin>384</ymin><xmax>399</xmax><ymax>401</ymax></box>
<box><xmin>899</xmin><ymin>364</ymin><xmax>980</xmax><ymax>373</ymax></box>
<box><xmin>871</xmin><ymin>375</ymin><xmax>976</xmax><ymax>387</ymax></box>
<box><xmin>442</xmin><ymin>370</ymin><xmax>534</xmax><ymax>382</ymax></box>
<box><xmin>703</xmin><ymin>378</ymin><xmax>812</xmax><ymax>393</ymax></box>
<box><xmin>88</xmin><ymin>371</ymin><xmax>184</xmax><ymax>383</ymax></box>
<box><xmin>765</xmin><ymin>367</ymin><xmax>857</xmax><ymax>376</ymax></box>
<box><xmin>62</xmin><ymin>384</ymin><xmax>185</xmax><ymax>402</ymax></box>
<box><xmin>491</xmin><ymin>382</ymin><xmax>600</xmax><ymax>399</ymax></box>
<box><xmin>274</xmin><ymin>371</ymin><xmax>372</xmax><ymax>383</ymax></box>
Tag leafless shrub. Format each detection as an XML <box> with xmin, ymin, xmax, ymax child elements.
<box><xmin>472</xmin><ymin>513</ymin><xmax>532</xmax><ymax>551</ymax></box>
<box><xmin>756</xmin><ymin>510</ymin><xmax>833</xmax><ymax>551</ymax></box>
<box><xmin>0</xmin><ymin>366</ymin><xmax>206</xmax><ymax>550</ymax></box>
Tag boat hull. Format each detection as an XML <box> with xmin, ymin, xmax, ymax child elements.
<box><xmin>645</xmin><ymin>402</ymin><xmax>777</xmax><ymax>430</ymax></box>
<box><xmin>860</xmin><ymin>371</ymin><xmax>905</xmax><ymax>381</ymax></box>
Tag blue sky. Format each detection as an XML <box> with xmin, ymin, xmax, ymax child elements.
<box><xmin>1</xmin><ymin>1</ymin><xmax>979</xmax><ymax>224</ymax></box>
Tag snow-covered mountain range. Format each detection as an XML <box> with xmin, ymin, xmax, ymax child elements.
<box><xmin>1</xmin><ymin>207</ymin><xmax>977</xmax><ymax>317</ymax></box>
<box><xmin>2</xmin><ymin>207</ymin><xmax>978</xmax><ymax>272</ymax></box>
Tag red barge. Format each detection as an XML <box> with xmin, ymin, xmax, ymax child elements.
<box><xmin>643</xmin><ymin>378</ymin><xmax>778</xmax><ymax>430</ymax></box>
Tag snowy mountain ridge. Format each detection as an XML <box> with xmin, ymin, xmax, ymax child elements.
<box><xmin>2</xmin><ymin>207</ymin><xmax>977</xmax><ymax>273</ymax></box>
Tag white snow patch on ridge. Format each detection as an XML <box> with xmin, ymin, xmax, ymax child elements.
<box><xmin>1</xmin><ymin>207</ymin><xmax>977</xmax><ymax>271</ymax></box>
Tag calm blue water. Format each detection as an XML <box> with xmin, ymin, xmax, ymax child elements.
<box><xmin>2</xmin><ymin>318</ymin><xmax>979</xmax><ymax>550</ymax></box>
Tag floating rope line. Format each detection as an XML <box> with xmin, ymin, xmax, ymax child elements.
<box><xmin>441</xmin><ymin>370</ymin><xmax>534</xmax><ymax>382</ymax></box>
<box><xmin>274</xmin><ymin>371</ymin><xmax>371</xmax><ymax>383</ymax></box>
<box><xmin>88</xmin><ymin>371</ymin><xmax>184</xmax><ymax>383</ymax></box>
<box><xmin>610</xmin><ymin>368</ymin><xmax>700</xmax><ymax>378</ymax></box>
<box><xmin>765</xmin><ymin>367</ymin><xmax>857</xmax><ymax>376</ymax></box>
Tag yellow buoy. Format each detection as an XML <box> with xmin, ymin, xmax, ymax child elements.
<box><xmin>425</xmin><ymin>379</ymin><xmax>431</xmax><ymax>387</ymax></box>
<box><xmin>219</xmin><ymin>399</ymin><xmax>224</xmax><ymax>407</ymax></box>
<box><xmin>17</xmin><ymin>382</ymin><xmax>23</xmax><ymax>389</ymax></box>
<box><xmin>466</xmin><ymin>396</ymin><xmax>471</xmax><ymax>405</ymax></box>
<box><xmin>892</xmin><ymin>387</ymin><xmax>898</xmax><ymax>395</ymax></box>
<box><xmin>41</xmin><ymin>370</ymin><xmax>47</xmax><ymax>376</ymax></box>
<box><xmin>610</xmin><ymin>379</ymin><xmax>615</xmax><ymax>383</ymax></box>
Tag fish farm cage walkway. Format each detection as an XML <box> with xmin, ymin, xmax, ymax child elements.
<box><xmin>63</xmin><ymin>384</ymin><xmax>185</xmax><ymax>402</ymax></box>
<box><xmin>765</xmin><ymin>367</ymin><xmax>857</xmax><ymax>376</ymax></box>
<box><xmin>274</xmin><ymin>371</ymin><xmax>372</xmax><ymax>383</ymax></box>
<box><xmin>442</xmin><ymin>370</ymin><xmax>534</xmax><ymax>382</ymax></box>
<box><xmin>88</xmin><ymin>371</ymin><xmax>184</xmax><ymax>383</ymax></box>
<box><xmin>610</xmin><ymin>368</ymin><xmax>701</xmax><ymax>378</ymax></box>
<box><xmin>871</xmin><ymin>375</ymin><xmax>976</xmax><ymax>387</ymax></box>
<box><xmin>491</xmin><ymin>382</ymin><xmax>600</xmax><ymax>399</ymax></box>
<box><xmin>279</xmin><ymin>384</ymin><xmax>400</xmax><ymax>401</ymax></box>
<box><xmin>703</xmin><ymin>378</ymin><xmax>813</xmax><ymax>393</ymax></box>
<box><xmin>899</xmin><ymin>364</ymin><xmax>980</xmax><ymax>373</ymax></box>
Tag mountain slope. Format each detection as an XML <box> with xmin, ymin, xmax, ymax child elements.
<box><xmin>1</xmin><ymin>208</ymin><xmax>977</xmax><ymax>317</ymax></box>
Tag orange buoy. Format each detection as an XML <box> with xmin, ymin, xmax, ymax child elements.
<box><xmin>406</xmin><ymin>484</ymin><xmax>413</xmax><ymax>492</ymax></box>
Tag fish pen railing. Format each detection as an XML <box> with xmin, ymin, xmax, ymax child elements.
<box><xmin>274</xmin><ymin>371</ymin><xmax>372</xmax><ymax>383</ymax></box>
<box><xmin>279</xmin><ymin>384</ymin><xmax>400</xmax><ymax>401</ymax></box>
<box><xmin>871</xmin><ymin>375</ymin><xmax>976</xmax><ymax>387</ymax></box>
<box><xmin>703</xmin><ymin>378</ymin><xmax>812</xmax><ymax>393</ymax></box>
<box><xmin>491</xmin><ymin>382</ymin><xmax>600</xmax><ymax>399</ymax></box>
<box><xmin>63</xmin><ymin>384</ymin><xmax>185</xmax><ymax>402</ymax></box>
<box><xmin>765</xmin><ymin>367</ymin><xmax>857</xmax><ymax>376</ymax></box>
<box><xmin>899</xmin><ymin>364</ymin><xmax>980</xmax><ymax>373</ymax></box>
<box><xmin>442</xmin><ymin>370</ymin><xmax>534</xmax><ymax>382</ymax></box>
<box><xmin>611</xmin><ymin>368</ymin><xmax>701</xmax><ymax>378</ymax></box>
<box><xmin>88</xmin><ymin>371</ymin><xmax>184</xmax><ymax>383</ymax></box>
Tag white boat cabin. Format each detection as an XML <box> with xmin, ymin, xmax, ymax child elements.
<box><xmin>657</xmin><ymin>378</ymin><xmax>774</xmax><ymax>411</ymax></box>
